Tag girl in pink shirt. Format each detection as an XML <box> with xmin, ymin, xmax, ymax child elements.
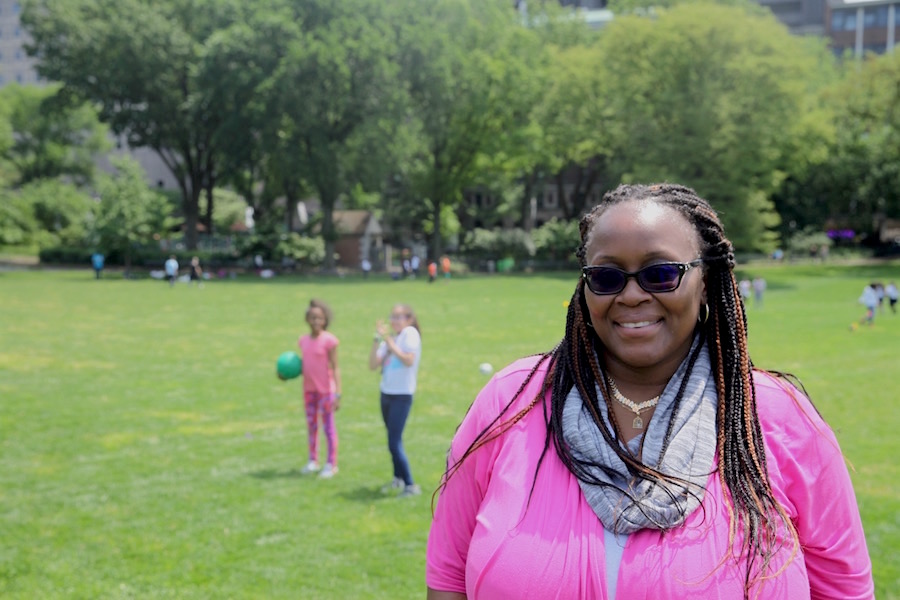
<box><xmin>427</xmin><ymin>184</ymin><xmax>873</xmax><ymax>599</ymax></box>
<box><xmin>298</xmin><ymin>299</ymin><xmax>341</xmax><ymax>478</ymax></box>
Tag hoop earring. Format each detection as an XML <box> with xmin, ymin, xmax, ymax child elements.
<box><xmin>698</xmin><ymin>304</ymin><xmax>709</xmax><ymax>324</ymax></box>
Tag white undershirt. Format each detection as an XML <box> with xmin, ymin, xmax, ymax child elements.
<box><xmin>603</xmin><ymin>528</ymin><xmax>628</xmax><ymax>598</ymax></box>
<box><xmin>603</xmin><ymin>433</ymin><xmax>644</xmax><ymax>599</ymax></box>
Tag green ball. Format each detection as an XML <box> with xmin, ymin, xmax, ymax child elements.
<box><xmin>277</xmin><ymin>351</ymin><xmax>302</xmax><ymax>380</ymax></box>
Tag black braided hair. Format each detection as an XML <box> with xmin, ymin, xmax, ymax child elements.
<box><xmin>437</xmin><ymin>183</ymin><xmax>797</xmax><ymax>598</ymax></box>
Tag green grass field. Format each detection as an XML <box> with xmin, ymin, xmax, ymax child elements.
<box><xmin>2</xmin><ymin>263</ymin><xmax>898</xmax><ymax>599</ymax></box>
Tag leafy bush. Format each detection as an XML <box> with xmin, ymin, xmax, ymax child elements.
<box><xmin>532</xmin><ymin>218</ymin><xmax>579</xmax><ymax>263</ymax></box>
<box><xmin>787</xmin><ymin>228</ymin><xmax>833</xmax><ymax>258</ymax></box>
<box><xmin>462</xmin><ymin>228</ymin><xmax>535</xmax><ymax>261</ymax></box>
<box><xmin>0</xmin><ymin>192</ymin><xmax>36</xmax><ymax>245</ymax></box>
<box><xmin>274</xmin><ymin>233</ymin><xmax>325</xmax><ymax>267</ymax></box>
<box><xmin>19</xmin><ymin>180</ymin><xmax>94</xmax><ymax>248</ymax></box>
<box><xmin>92</xmin><ymin>157</ymin><xmax>176</xmax><ymax>269</ymax></box>
<box><xmin>38</xmin><ymin>246</ymin><xmax>92</xmax><ymax>265</ymax></box>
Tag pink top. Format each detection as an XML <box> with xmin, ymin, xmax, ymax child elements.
<box><xmin>298</xmin><ymin>331</ymin><xmax>338</xmax><ymax>394</ymax></box>
<box><xmin>426</xmin><ymin>356</ymin><xmax>874</xmax><ymax>599</ymax></box>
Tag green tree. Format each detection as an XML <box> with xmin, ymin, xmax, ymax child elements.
<box><xmin>828</xmin><ymin>52</ymin><xmax>900</xmax><ymax>235</ymax></box>
<box><xmin>22</xmin><ymin>0</ymin><xmax>241</xmax><ymax>249</ymax></box>
<box><xmin>530</xmin><ymin>42</ymin><xmax>612</xmax><ymax>221</ymax></box>
<box><xmin>0</xmin><ymin>191</ymin><xmax>36</xmax><ymax>246</ymax></box>
<box><xmin>18</xmin><ymin>179</ymin><xmax>94</xmax><ymax>248</ymax></box>
<box><xmin>0</xmin><ymin>83</ymin><xmax>109</xmax><ymax>186</ymax></box>
<box><xmin>532</xmin><ymin>217</ymin><xmax>580</xmax><ymax>263</ymax></box>
<box><xmin>194</xmin><ymin>4</ymin><xmax>303</xmax><ymax>237</ymax></box>
<box><xmin>596</xmin><ymin>2</ymin><xmax>830</xmax><ymax>252</ymax></box>
<box><xmin>263</xmin><ymin>0</ymin><xmax>405</xmax><ymax>271</ymax></box>
<box><xmin>199</xmin><ymin>187</ymin><xmax>247</xmax><ymax>234</ymax></box>
<box><xmin>396</xmin><ymin>0</ymin><xmax>544</xmax><ymax>260</ymax></box>
<box><xmin>772</xmin><ymin>51</ymin><xmax>900</xmax><ymax>242</ymax></box>
<box><xmin>91</xmin><ymin>156</ymin><xmax>175</xmax><ymax>272</ymax></box>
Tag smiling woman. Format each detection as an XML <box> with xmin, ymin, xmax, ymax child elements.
<box><xmin>426</xmin><ymin>183</ymin><xmax>874</xmax><ymax>600</ymax></box>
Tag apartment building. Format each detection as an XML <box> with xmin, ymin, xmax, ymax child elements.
<box><xmin>0</xmin><ymin>0</ymin><xmax>37</xmax><ymax>85</ymax></box>
<box><xmin>827</xmin><ymin>0</ymin><xmax>898</xmax><ymax>55</ymax></box>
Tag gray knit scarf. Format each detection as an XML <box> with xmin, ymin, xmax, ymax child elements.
<box><xmin>561</xmin><ymin>337</ymin><xmax>717</xmax><ymax>534</ymax></box>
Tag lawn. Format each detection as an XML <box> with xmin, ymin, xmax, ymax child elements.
<box><xmin>1</xmin><ymin>263</ymin><xmax>897</xmax><ymax>599</ymax></box>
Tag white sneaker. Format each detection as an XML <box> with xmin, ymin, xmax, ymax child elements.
<box><xmin>318</xmin><ymin>464</ymin><xmax>338</xmax><ymax>479</ymax></box>
<box><xmin>300</xmin><ymin>461</ymin><xmax>320</xmax><ymax>475</ymax></box>
<box><xmin>380</xmin><ymin>477</ymin><xmax>404</xmax><ymax>493</ymax></box>
<box><xmin>399</xmin><ymin>484</ymin><xmax>421</xmax><ymax>498</ymax></box>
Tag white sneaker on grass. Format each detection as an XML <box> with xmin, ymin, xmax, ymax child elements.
<box><xmin>399</xmin><ymin>484</ymin><xmax>421</xmax><ymax>498</ymax></box>
<box><xmin>318</xmin><ymin>464</ymin><xmax>338</xmax><ymax>479</ymax></box>
<box><xmin>300</xmin><ymin>461</ymin><xmax>320</xmax><ymax>475</ymax></box>
<box><xmin>380</xmin><ymin>477</ymin><xmax>404</xmax><ymax>493</ymax></box>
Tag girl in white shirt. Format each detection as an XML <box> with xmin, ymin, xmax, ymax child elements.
<box><xmin>369</xmin><ymin>304</ymin><xmax>422</xmax><ymax>497</ymax></box>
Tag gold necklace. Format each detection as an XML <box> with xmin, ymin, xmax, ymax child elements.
<box><xmin>608</xmin><ymin>379</ymin><xmax>660</xmax><ymax>430</ymax></box>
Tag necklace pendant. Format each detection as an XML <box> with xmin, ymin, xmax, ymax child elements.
<box><xmin>633</xmin><ymin>415</ymin><xmax>643</xmax><ymax>429</ymax></box>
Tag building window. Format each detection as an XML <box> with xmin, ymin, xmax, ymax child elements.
<box><xmin>832</xmin><ymin>8</ymin><xmax>857</xmax><ymax>31</ymax></box>
<box><xmin>544</xmin><ymin>193</ymin><xmax>557</xmax><ymax>208</ymax></box>
<box><xmin>864</xmin><ymin>6</ymin><xmax>888</xmax><ymax>27</ymax></box>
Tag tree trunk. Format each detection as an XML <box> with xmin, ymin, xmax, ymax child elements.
<box><xmin>183</xmin><ymin>185</ymin><xmax>201</xmax><ymax>250</ymax></box>
<box><xmin>430</xmin><ymin>197</ymin><xmax>443</xmax><ymax>262</ymax></box>
<box><xmin>204</xmin><ymin>174</ymin><xmax>215</xmax><ymax>236</ymax></box>
<box><xmin>521</xmin><ymin>171</ymin><xmax>540</xmax><ymax>231</ymax></box>
<box><xmin>321</xmin><ymin>195</ymin><xmax>337</xmax><ymax>273</ymax></box>
<box><xmin>556</xmin><ymin>173</ymin><xmax>572</xmax><ymax>219</ymax></box>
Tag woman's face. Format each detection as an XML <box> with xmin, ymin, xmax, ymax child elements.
<box><xmin>583</xmin><ymin>199</ymin><xmax>706</xmax><ymax>378</ymax></box>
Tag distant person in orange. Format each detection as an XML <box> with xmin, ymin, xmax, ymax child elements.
<box><xmin>428</xmin><ymin>261</ymin><xmax>438</xmax><ymax>283</ymax></box>
<box><xmin>440</xmin><ymin>256</ymin><xmax>451</xmax><ymax>279</ymax></box>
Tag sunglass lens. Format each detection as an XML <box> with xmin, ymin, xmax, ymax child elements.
<box><xmin>639</xmin><ymin>264</ymin><xmax>681</xmax><ymax>292</ymax></box>
<box><xmin>588</xmin><ymin>268</ymin><xmax>626</xmax><ymax>294</ymax></box>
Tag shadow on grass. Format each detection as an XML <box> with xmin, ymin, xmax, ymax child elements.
<box><xmin>247</xmin><ymin>470</ymin><xmax>398</xmax><ymax>502</ymax></box>
<box><xmin>337</xmin><ymin>485</ymin><xmax>401</xmax><ymax>503</ymax></box>
<box><xmin>248</xmin><ymin>469</ymin><xmax>398</xmax><ymax>504</ymax></box>
<box><xmin>248</xmin><ymin>467</ymin><xmax>305</xmax><ymax>480</ymax></box>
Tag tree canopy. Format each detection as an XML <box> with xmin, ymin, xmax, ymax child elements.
<box><xmin>0</xmin><ymin>83</ymin><xmax>109</xmax><ymax>187</ymax></box>
<box><xmin>13</xmin><ymin>0</ymin><xmax>900</xmax><ymax>262</ymax></box>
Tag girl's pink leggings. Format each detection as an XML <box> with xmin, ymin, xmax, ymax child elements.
<box><xmin>304</xmin><ymin>391</ymin><xmax>338</xmax><ymax>466</ymax></box>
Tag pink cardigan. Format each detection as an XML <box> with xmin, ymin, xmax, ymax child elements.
<box><xmin>426</xmin><ymin>357</ymin><xmax>874</xmax><ymax>599</ymax></box>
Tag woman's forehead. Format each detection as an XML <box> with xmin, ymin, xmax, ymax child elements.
<box><xmin>588</xmin><ymin>200</ymin><xmax>698</xmax><ymax>249</ymax></box>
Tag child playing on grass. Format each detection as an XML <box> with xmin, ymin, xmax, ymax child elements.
<box><xmin>298</xmin><ymin>299</ymin><xmax>342</xmax><ymax>478</ymax></box>
<box><xmin>858</xmin><ymin>283</ymin><xmax>878</xmax><ymax>327</ymax></box>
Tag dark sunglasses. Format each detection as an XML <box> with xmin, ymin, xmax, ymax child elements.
<box><xmin>582</xmin><ymin>259</ymin><xmax>704</xmax><ymax>295</ymax></box>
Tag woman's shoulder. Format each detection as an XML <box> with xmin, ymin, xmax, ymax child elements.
<box><xmin>494</xmin><ymin>354</ymin><xmax>550</xmax><ymax>382</ymax></box>
<box><xmin>452</xmin><ymin>354</ymin><xmax>551</xmax><ymax>452</ymax></box>
<box><xmin>472</xmin><ymin>355</ymin><xmax>551</xmax><ymax>414</ymax></box>
<box><xmin>751</xmin><ymin>369</ymin><xmax>832</xmax><ymax>447</ymax></box>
